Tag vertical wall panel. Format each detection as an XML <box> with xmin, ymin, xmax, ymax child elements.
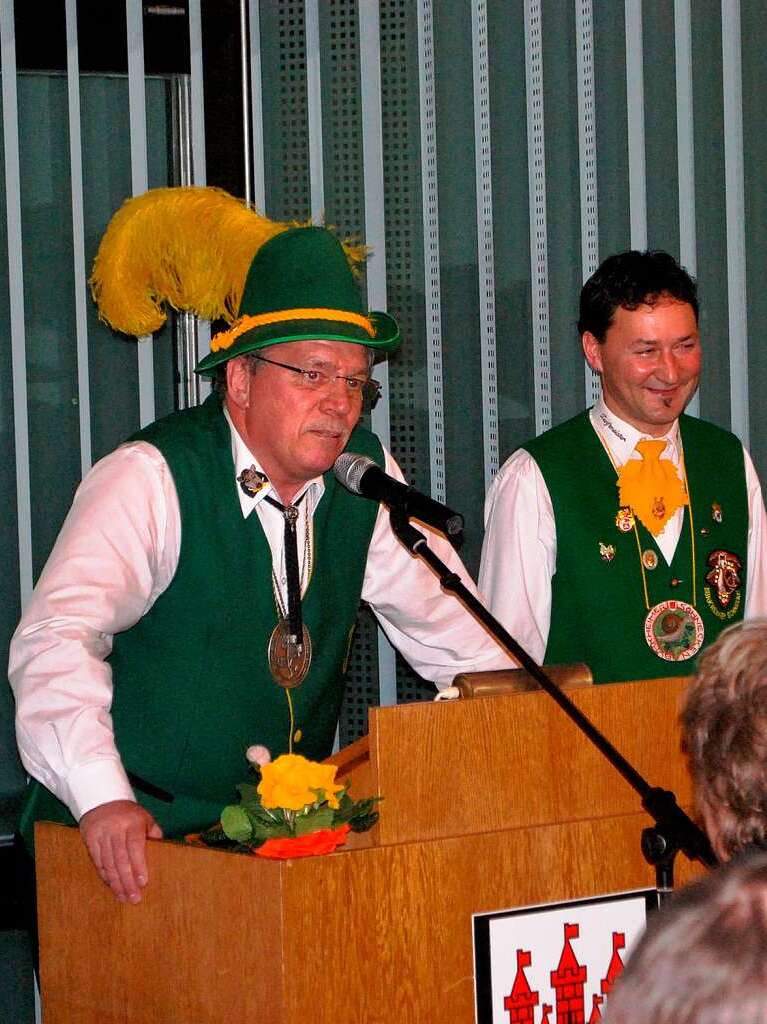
<box><xmin>359</xmin><ymin>0</ymin><xmax>397</xmax><ymax>710</ymax></box>
<box><xmin>594</xmin><ymin>2</ymin><xmax>630</xmax><ymax>257</ymax></box>
<box><xmin>643</xmin><ymin>1</ymin><xmax>679</xmax><ymax>256</ymax></box>
<box><xmin>541</xmin><ymin>1</ymin><xmax>582</xmax><ymax>427</ymax></box>
<box><xmin>487</xmin><ymin>0</ymin><xmax>533</xmax><ymax>463</ymax></box>
<box><xmin>472</xmin><ymin>0</ymin><xmax>499</xmax><ymax>492</ymax></box>
<box><xmin>188</xmin><ymin>0</ymin><xmax>211</xmax><ymax>394</ymax></box>
<box><xmin>377</xmin><ymin>0</ymin><xmax>432</xmax><ymax>706</ymax></box>
<box><xmin>0</xmin><ymin>0</ymin><xmax>28</xmax><ymax>830</ymax></box>
<box><xmin>65</xmin><ymin>0</ymin><xmax>92</xmax><ymax>478</ymax></box>
<box><xmin>1</xmin><ymin>9</ymin><xmax>32</xmax><ymax>606</ymax></box>
<box><xmin>305</xmin><ymin>0</ymin><xmax>325</xmax><ymax>218</ymax></box>
<box><xmin>433</xmin><ymin>2</ymin><xmax>485</xmax><ymax>570</ymax></box>
<box><xmin>674</xmin><ymin>0</ymin><xmax>700</xmax><ymax>418</ymax></box>
<box><xmin>417</xmin><ymin>0</ymin><xmax>447</xmax><ymax>509</ymax></box>
<box><xmin>19</xmin><ymin>75</ymin><xmax>82</xmax><ymax>577</ymax></box>
<box><xmin>742</xmin><ymin>0</ymin><xmax>767</xmax><ymax>479</ymax></box>
<box><xmin>126</xmin><ymin>0</ymin><xmax>155</xmax><ymax>427</ymax></box>
<box><xmin>260</xmin><ymin>1</ymin><xmax>311</xmax><ymax>222</ymax></box>
<box><xmin>247</xmin><ymin>0</ymin><xmax>265</xmax><ymax>209</ymax></box>
<box><xmin>524</xmin><ymin>0</ymin><xmax>552</xmax><ymax>435</ymax></box>
<box><xmin>319</xmin><ymin>0</ymin><xmax>363</xmax><ymax>240</ymax></box>
<box><xmin>721</xmin><ymin>0</ymin><xmax>748</xmax><ymax>445</ymax></box>
<box><xmin>691</xmin><ymin>0</ymin><xmax>730</xmax><ymax>432</ymax></box>
<box><xmin>240</xmin><ymin>0</ymin><xmax>253</xmax><ymax>205</ymax></box>
<box><xmin>675</xmin><ymin>0</ymin><xmax>696</xmax><ymax>273</ymax></box>
<box><xmin>624</xmin><ymin>0</ymin><xmax>647</xmax><ymax>250</ymax></box>
<box><xmin>575</xmin><ymin>0</ymin><xmax>601</xmax><ymax>407</ymax></box>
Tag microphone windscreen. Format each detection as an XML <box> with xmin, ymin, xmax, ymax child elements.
<box><xmin>333</xmin><ymin>452</ymin><xmax>375</xmax><ymax>494</ymax></box>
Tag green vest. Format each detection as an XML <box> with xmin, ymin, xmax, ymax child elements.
<box><xmin>21</xmin><ymin>394</ymin><xmax>383</xmax><ymax>842</ymax></box>
<box><xmin>524</xmin><ymin>411</ymin><xmax>748</xmax><ymax>684</ymax></box>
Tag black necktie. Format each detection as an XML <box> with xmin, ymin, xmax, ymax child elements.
<box><xmin>263</xmin><ymin>492</ymin><xmax>307</xmax><ymax>644</ymax></box>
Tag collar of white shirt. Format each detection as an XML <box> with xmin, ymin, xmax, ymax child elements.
<box><xmin>589</xmin><ymin>397</ymin><xmax>682</xmax><ymax>470</ymax></box>
<box><xmin>223</xmin><ymin>406</ymin><xmax>325</xmax><ymax>519</ymax></box>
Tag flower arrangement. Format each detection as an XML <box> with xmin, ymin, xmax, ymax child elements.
<box><xmin>198</xmin><ymin>746</ymin><xmax>380</xmax><ymax>859</ymax></box>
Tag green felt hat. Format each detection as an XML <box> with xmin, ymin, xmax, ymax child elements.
<box><xmin>195</xmin><ymin>226</ymin><xmax>400</xmax><ymax>376</ymax></box>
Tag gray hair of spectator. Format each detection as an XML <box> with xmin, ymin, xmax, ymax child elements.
<box><xmin>604</xmin><ymin>852</ymin><xmax>767</xmax><ymax>1024</ymax></box>
<box><xmin>680</xmin><ymin>618</ymin><xmax>767</xmax><ymax>860</ymax></box>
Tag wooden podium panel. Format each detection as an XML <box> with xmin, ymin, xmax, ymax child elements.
<box><xmin>36</xmin><ymin>677</ymin><xmax>706</xmax><ymax>1023</ymax></box>
<box><xmin>368</xmin><ymin>676</ymin><xmax>693</xmax><ymax>845</ymax></box>
<box><xmin>37</xmin><ymin>813</ymin><xmax>703</xmax><ymax>1024</ymax></box>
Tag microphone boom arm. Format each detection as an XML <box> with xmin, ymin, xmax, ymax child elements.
<box><xmin>388</xmin><ymin>507</ymin><xmax>716</xmax><ymax>886</ymax></box>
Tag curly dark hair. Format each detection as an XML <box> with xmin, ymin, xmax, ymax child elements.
<box><xmin>578</xmin><ymin>250</ymin><xmax>698</xmax><ymax>341</ymax></box>
<box><xmin>680</xmin><ymin>619</ymin><xmax>767</xmax><ymax>860</ymax></box>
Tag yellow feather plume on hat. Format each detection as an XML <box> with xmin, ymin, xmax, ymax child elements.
<box><xmin>89</xmin><ymin>186</ymin><xmax>294</xmax><ymax>337</ymax></box>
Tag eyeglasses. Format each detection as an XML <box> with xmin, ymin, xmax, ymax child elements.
<box><xmin>251</xmin><ymin>353</ymin><xmax>382</xmax><ymax>407</ymax></box>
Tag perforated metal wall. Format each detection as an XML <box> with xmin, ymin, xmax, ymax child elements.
<box><xmin>260</xmin><ymin>1</ymin><xmax>311</xmax><ymax>221</ymax></box>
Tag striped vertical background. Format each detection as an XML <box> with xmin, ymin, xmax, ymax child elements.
<box><xmin>1</xmin><ymin>0</ymin><xmax>765</xmax><ymax>752</ymax></box>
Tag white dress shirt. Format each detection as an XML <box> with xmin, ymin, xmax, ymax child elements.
<box><xmin>479</xmin><ymin>399</ymin><xmax>767</xmax><ymax>664</ymax></box>
<box><xmin>10</xmin><ymin>412</ymin><xmax>513</xmax><ymax>821</ymax></box>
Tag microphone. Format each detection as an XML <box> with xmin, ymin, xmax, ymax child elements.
<box><xmin>334</xmin><ymin>452</ymin><xmax>464</xmax><ymax>538</ymax></box>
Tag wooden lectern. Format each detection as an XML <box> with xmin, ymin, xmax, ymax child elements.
<box><xmin>36</xmin><ymin>676</ymin><xmax>705</xmax><ymax>1023</ymax></box>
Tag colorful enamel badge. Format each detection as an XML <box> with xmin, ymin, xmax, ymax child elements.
<box><xmin>704</xmin><ymin>549</ymin><xmax>742</xmax><ymax>620</ymax></box>
<box><xmin>599</xmin><ymin>542</ymin><xmax>616</xmax><ymax>562</ymax></box>
<box><xmin>642</xmin><ymin>549</ymin><xmax>658</xmax><ymax>571</ymax></box>
<box><xmin>238</xmin><ymin>465</ymin><xmax>268</xmax><ymax>497</ymax></box>
<box><xmin>712</xmin><ymin>503</ymin><xmax>723</xmax><ymax>524</ymax></box>
<box><xmin>644</xmin><ymin>600</ymin><xmax>705</xmax><ymax>661</ymax></box>
<box><xmin>616</xmin><ymin>506</ymin><xmax>635</xmax><ymax>533</ymax></box>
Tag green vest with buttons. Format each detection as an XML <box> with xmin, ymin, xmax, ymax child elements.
<box><xmin>20</xmin><ymin>393</ymin><xmax>383</xmax><ymax>844</ymax></box>
<box><xmin>523</xmin><ymin>411</ymin><xmax>748</xmax><ymax>684</ymax></box>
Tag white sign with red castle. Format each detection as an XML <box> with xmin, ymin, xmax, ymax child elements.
<box><xmin>473</xmin><ymin>890</ymin><xmax>655</xmax><ymax>1024</ymax></box>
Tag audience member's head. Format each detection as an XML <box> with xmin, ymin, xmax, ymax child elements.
<box><xmin>680</xmin><ymin>619</ymin><xmax>767</xmax><ymax>861</ymax></box>
<box><xmin>605</xmin><ymin>853</ymin><xmax>767</xmax><ymax>1024</ymax></box>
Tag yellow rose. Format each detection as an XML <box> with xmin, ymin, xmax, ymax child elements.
<box><xmin>258</xmin><ymin>754</ymin><xmax>344</xmax><ymax>811</ymax></box>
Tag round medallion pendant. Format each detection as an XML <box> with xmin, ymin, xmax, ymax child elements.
<box><xmin>644</xmin><ymin>600</ymin><xmax>704</xmax><ymax>662</ymax></box>
<box><xmin>268</xmin><ymin>620</ymin><xmax>313</xmax><ymax>688</ymax></box>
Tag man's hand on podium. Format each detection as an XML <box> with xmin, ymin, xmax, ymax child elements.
<box><xmin>79</xmin><ymin>800</ymin><xmax>163</xmax><ymax>903</ymax></box>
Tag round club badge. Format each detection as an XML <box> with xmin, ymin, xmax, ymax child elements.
<box><xmin>644</xmin><ymin>600</ymin><xmax>704</xmax><ymax>661</ymax></box>
<box><xmin>268</xmin><ymin>620</ymin><xmax>313</xmax><ymax>688</ymax></box>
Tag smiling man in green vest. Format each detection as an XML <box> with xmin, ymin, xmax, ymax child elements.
<box><xmin>10</xmin><ymin>187</ymin><xmax>511</xmax><ymax>905</ymax></box>
<box><xmin>480</xmin><ymin>249</ymin><xmax>767</xmax><ymax>684</ymax></box>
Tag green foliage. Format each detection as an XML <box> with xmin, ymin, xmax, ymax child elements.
<box><xmin>221</xmin><ymin>804</ymin><xmax>253</xmax><ymax>843</ymax></box>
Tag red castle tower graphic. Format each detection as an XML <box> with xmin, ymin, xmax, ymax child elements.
<box><xmin>600</xmin><ymin>932</ymin><xmax>626</xmax><ymax>998</ymax></box>
<box><xmin>541</xmin><ymin>1004</ymin><xmax>553</xmax><ymax>1024</ymax></box>
<box><xmin>550</xmin><ymin>923</ymin><xmax>587</xmax><ymax>1024</ymax></box>
<box><xmin>588</xmin><ymin>994</ymin><xmax>604</xmax><ymax>1023</ymax></box>
<box><xmin>503</xmin><ymin>950</ymin><xmax>540</xmax><ymax>1023</ymax></box>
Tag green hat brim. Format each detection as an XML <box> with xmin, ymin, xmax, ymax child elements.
<box><xmin>194</xmin><ymin>310</ymin><xmax>399</xmax><ymax>377</ymax></box>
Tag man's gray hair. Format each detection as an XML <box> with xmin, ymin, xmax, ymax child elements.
<box><xmin>680</xmin><ymin>618</ymin><xmax>767</xmax><ymax>858</ymax></box>
<box><xmin>605</xmin><ymin>852</ymin><xmax>767</xmax><ymax>1024</ymax></box>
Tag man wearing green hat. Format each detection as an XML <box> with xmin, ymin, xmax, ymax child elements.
<box><xmin>10</xmin><ymin>189</ymin><xmax>512</xmax><ymax>905</ymax></box>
